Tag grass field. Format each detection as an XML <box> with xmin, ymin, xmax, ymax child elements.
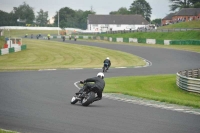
<box><xmin>105</xmin><ymin>74</ymin><xmax>200</xmax><ymax>108</ymax></box>
<box><xmin>159</xmin><ymin>20</ymin><xmax>200</xmax><ymax>29</ymax></box>
<box><xmin>0</xmin><ymin>39</ymin><xmax>145</xmax><ymax>71</ymax></box>
<box><xmin>99</xmin><ymin>30</ymin><xmax>200</xmax><ymax>40</ymax></box>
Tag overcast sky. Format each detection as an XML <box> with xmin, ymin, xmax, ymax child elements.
<box><xmin>0</xmin><ymin>0</ymin><xmax>171</xmax><ymax>20</ymax></box>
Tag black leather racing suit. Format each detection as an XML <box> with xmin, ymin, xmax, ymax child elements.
<box><xmin>103</xmin><ymin>59</ymin><xmax>111</xmax><ymax>69</ymax></box>
<box><xmin>80</xmin><ymin>77</ymin><xmax>105</xmax><ymax>101</ymax></box>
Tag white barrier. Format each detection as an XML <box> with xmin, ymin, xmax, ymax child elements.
<box><xmin>129</xmin><ymin>38</ymin><xmax>138</xmax><ymax>43</ymax></box>
<box><xmin>14</xmin><ymin>46</ymin><xmax>21</xmax><ymax>52</ymax></box>
<box><xmin>146</xmin><ymin>39</ymin><xmax>156</xmax><ymax>44</ymax></box>
<box><xmin>83</xmin><ymin>36</ymin><xmax>89</xmax><ymax>39</ymax></box>
<box><xmin>116</xmin><ymin>38</ymin><xmax>123</xmax><ymax>42</ymax></box>
<box><xmin>164</xmin><ymin>40</ymin><xmax>171</xmax><ymax>45</ymax></box>
<box><xmin>109</xmin><ymin>37</ymin><xmax>112</xmax><ymax>42</ymax></box>
<box><xmin>1</xmin><ymin>48</ymin><xmax>9</xmax><ymax>55</ymax></box>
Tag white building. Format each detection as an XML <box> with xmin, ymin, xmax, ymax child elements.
<box><xmin>87</xmin><ymin>14</ymin><xmax>149</xmax><ymax>32</ymax></box>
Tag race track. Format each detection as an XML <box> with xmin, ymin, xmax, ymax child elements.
<box><xmin>0</xmin><ymin>39</ymin><xmax>200</xmax><ymax>133</ymax></box>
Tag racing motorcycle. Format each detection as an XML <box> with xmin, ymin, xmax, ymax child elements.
<box><xmin>74</xmin><ymin>36</ymin><xmax>77</xmax><ymax>41</ymax></box>
<box><xmin>71</xmin><ymin>81</ymin><xmax>96</xmax><ymax>106</ymax></box>
<box><xmin>62</xmin><ymin>36</ymin><xmax>65</xmax><ymax>42</ymax></box>
<box><xmin>103</xmin><ymin>63</ymin><xmax>108</xmax><ymax>72</ymax></box>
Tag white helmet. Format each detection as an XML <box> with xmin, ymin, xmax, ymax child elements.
<box><xmin>106</xmin><ymin>57</ymin><xmax>109</xmax><ymax>60</ymax></box>
<box><xmin>97</xmin><ymin>72</ymin><xmax>104</xmax><ymax>79</ymax></box>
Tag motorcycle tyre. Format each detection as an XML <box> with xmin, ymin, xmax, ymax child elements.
<box><xmin>71</xmin><ymin>96</ymin><xmax>78</xmax><ymax>104</ymax></box>
<box><xmin>81</xmin><ymin>92</ymin><xmax>95</xmax><ymax>106</ymax></box>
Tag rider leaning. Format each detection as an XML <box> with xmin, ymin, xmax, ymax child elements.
<box><xmin>79</xmin><ymin>72</ymin><xmax>105</xmax><ymax>102</ymax></box>
<box><xmin>103</xmin><ymin>57</ymin><xmax>111</xmax><ymax>70</ymax></box>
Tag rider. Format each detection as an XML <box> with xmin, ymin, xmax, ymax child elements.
<box><xmin>103</xmin><ymin>57</ymin><xmax>111</xmax><ymax>70</ymax></box>
<box><xmin>47</xmin><ymin>34</ymin><xmax>50</xmax><ymax>40</ymax></box>
<box><xmin>78</xmin><ymin>72</ymin><xmax>105</xmax><ymax>102</ymax></box>
<box><xmin>62</xmin><ymin>35</ymin><xmax>65</xmax><ymax>41</ymax></box>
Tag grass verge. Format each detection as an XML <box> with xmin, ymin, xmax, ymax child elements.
<box><xmin>159</xmin><ymin>20</ymin><xmax>200</xmax><ymax>29</ymax></box>
<box><xmin>0</xmin><ymin>39</ymin><xmax>145</xmax><ymax>71</ymax></box>
<box><xmin>105</xmin><ymin>74</ymin><xmax>200</xmax><ymax>108</ymax></box>
<box><xmin>99</xmin><ymin>30</ymin><xmax>200</xmax><ymax>40</ymax></box>
<box><xmin>0</xmin><ymin>129</ymin><xmax>18</xmax><ymax>133</ymax></box>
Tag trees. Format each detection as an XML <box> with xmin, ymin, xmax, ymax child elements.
<box><xmin>109</xmin><ymin>0</ymin><xmax>152</xmax><ymax>22</ymax></box>
<box><xmin>169</xmin><ymin>0</ymin><xmax>191</xmax><ymax>11</ymax></box>
<box><xmin>129</xmin><ymin>0</ymin><xmax>152</xmax><ymax>22</ymax></box>
<box><xmin>169</xmin><ymin>0</ymin><xmax>200</xmax><ymax>11</ymax></box>
<box><xmin>77</xmin><ymin>10</ymin><xmax>95</xmax><ymax>29</ymax></box>
<box><xmin>109</xmin><ymin>7</ymin><xmax>130</xmax><ymax>15</ymax></box>
<box><xmin>54</xmin><ymin>7</ymin><xmax>95</xmax><ymax>29</ymax></box>
<box><xmin>36</xmin><ymin>9</ymin><xmax>48</xmax><ymax>26</ymax></box>
<box><xmin>151</xmin><ymin>18</ymin><xmax>162</xmax><ymax>26</ymax></box>
<box><xmin>54</xmin><ymin>7</ymin><xmax>76</xmax><ymax>28</ymax></box>
<box><xmin>12</xmin><ymin>2</ymin><xmax>35</xmax><ymax>24</ymax></box>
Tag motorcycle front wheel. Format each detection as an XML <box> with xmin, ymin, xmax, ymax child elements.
<box><xmin>71</xmin><ymin>96</ymin><xmax>78</xmax><ymax>104</ymax></box>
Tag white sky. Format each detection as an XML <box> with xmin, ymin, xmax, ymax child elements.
<box><xmin>0</xmin><ymin>0</ymin><xmax>171</xmax><ymax>20</ymax></box>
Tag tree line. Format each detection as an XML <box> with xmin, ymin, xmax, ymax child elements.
<box><xmin>0</xmin><ymin>0</ymin><xmax>200</xmax><ymax>29</ymax></box>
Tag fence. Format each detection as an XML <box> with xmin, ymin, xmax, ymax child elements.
<box><xmin>176</xmin><ymin>68</ymin><xmax>200</xmax><ymax>93</ymax></box>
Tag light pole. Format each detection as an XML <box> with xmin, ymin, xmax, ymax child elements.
<box><xmin>58</xmin><ymin>11</ymin><xmax>59</xmax><ymax>35</ymax></box>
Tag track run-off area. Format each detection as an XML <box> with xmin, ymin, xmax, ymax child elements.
<box><xmin>0</xmin><ymin>39</ymin><xmax>200</xmax><ymax>133</ymax></box>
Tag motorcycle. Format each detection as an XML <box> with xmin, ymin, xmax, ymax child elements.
<box><xmin>48</xmin><ymin>36</ymin><xmax>50</xmax><ymax>40</ymax></box>
<box><xmin>62</xmin><ymin>36</ymin><xmax>65</xmax><ymax>42</ymax></box>
<box><xmin>74</xmin><ymin>38</ymin><xmax>77</xmax><ymax>41</ymax></box>
<box><xmin>71</xmin><ymin>82</ymin><xmax>96</xmax><ymax>106</ymax></box>
<box><xmin>103</xmin><ymin>63</ymin><xmax>108</xmax><ymax>72</ymax></box>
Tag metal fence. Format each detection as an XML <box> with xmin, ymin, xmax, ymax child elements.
<box><xmin>176</xmin><ymin>68</ymin><xmax>200</xmax><ymax>93</ymax></box>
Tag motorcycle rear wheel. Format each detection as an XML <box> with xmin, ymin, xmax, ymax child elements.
<box><xmin>81</xmin><ymin>92</ymin><xmax>95</xmax><ymax>106</ymax></box>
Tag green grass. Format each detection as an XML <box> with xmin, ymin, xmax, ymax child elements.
<box><xmin>0</xmin><ymin>129</ymin><xmax>18</xmax><ymax>133</ymax></box>
<box><xmin>3</xmin><ymin>29</ymin><xmax>60</xmax><ymax>38</ymax></box>
<box><xmin>105</xmin><ymin>74</ymin><xmax>200</xmax><ymax>108</ymax></box>
<box><xmin>0</xmin><ymin>39</ymin><xmax>145</xmax><ymax>71</ymax></box>
<box><xmin>0</xmin><ymin>36</ymin><xmax>4</xmax><ymax>48</ymax></box>
<box><xmin>159</xmin><ymin>20</ymin><xmax>200</xmax><ymax>29</ymax></box>
<box><xmin>98</xmin><ymin>30</ymin><xmax>200</xmax><ymax>40</ymax></box>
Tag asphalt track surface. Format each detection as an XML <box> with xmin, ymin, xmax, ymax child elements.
<box><xmin>0</xmin><ymin>39</ymin><xmax>200</xmax><ymax>133</ymax></box>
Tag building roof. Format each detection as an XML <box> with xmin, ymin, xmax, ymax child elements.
<box><xmin>175</xmin><ymin>8</ymin><xmax>200</xmax><ymax>16</ymax></box>
<box><xmin>88</xmin><ymin>14</ymin><xmax>149</xmax><ymax>25</ymax></box>
<box><xmin>162</xmin><ymin>13</ymin><xmax>176</xmax><ymax>20</ymax></box>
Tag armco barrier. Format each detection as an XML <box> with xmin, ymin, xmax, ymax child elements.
<box><xmin>138</xmin><ymin>38</ymin><xmax>146</xmax><ymax>43</ymax></box>
<box><xmin>156</xmin><ymin>39</ymin><xmax>164</xmax><ymax>45</ymax></box>
<box><xmin>170</xmin><ymin>40</ymin><xmax>200</xmax><ymax>45</ymax></box>
<box><xmin>123</xmin><ymin>38</ymin><xmax>129</xmax><ymax>43</ymax></box>
<box><xmin>177</xmin><ymin>68</ymin><xmax>200</xmax><ymax>93</ymax></box>
<box><xmin>75</xmin><ymin>35</ymin><xmax>200</xmax><ymax>45</ymax></box>
<box><xmin>112</xmin><ymin>37</ymin><xmax>116</xmax><ymax>42</ymax></box>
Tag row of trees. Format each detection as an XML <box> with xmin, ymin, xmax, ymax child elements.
<box><xmin>0</xmin><ymin>0</ymin><xmax>200</xmax><ymax>29</ymax></box>
<box><xmin>169</xmin><ymin>0</ymin><xmax>200</xmax><ymax>11</ymax></box>
<box><xmin>110</xmin><ymin>0</ymin><xmax>152</xmax><ymax>22</ymax></box>
<box><xmin>0</xmin><ymin>2</ymin><xmax>94</xmax><ymax>29</ymax></box>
